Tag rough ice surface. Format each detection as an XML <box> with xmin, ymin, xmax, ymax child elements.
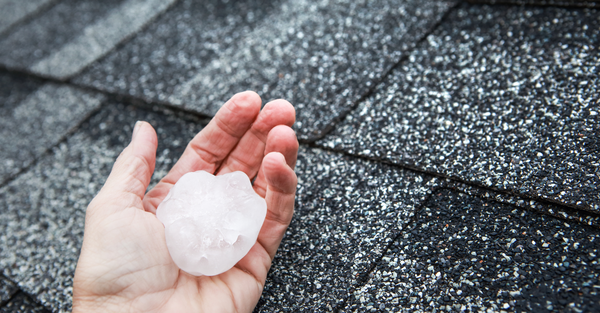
<box><xmin>156</xmin><ymin>170</ymin><xmax>267</xmax><ymax>276</ymax></box>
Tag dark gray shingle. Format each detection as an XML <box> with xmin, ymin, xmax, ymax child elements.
<box><xmin>0</xmin><ymin>0</ymin><xmax>177</xmax><ymax>79</ymax></box>
<box><xmin>319</xmin><ymin>4</ymin><xmax>600</xmax><ymax>212</ymax></box>
<box><xmin>75</xmin><ymin>0</ymin><xmax>456</xmax><ymax>140</ymax></box>
<box><xmin>344</xmin><ymin>189</ymin><xmax>600</xmax><ymax>312</ymax></box>
<box><xmin>0</xmin><ymin>72</ymin><xmax>104</xmax><ymax>184</ymax></box>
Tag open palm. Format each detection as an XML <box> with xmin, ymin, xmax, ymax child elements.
<box><xmin>73</xmin><ymin>91</ymin><xmax>298</xmax><ymax>313</ymax></box>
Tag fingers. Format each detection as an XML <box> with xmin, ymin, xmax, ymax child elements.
<box><xmin>253</xmin><ymin>125</ymin><xmax>299</xmax><ymax>198</ymax></box>
<box><xmin>143</xmin><ymin>91</ymin><xmax>261</xmax><ymax>213</ymax></box>
<box><xmin>216</xmin><ymin>99</ymin><xmax>295</xmax><ymax>178</ymax></box>
<box><xmin>256</xmin><ymin>152</ymin><xmax>298</xmax><ymax>260</ymax></box>
<box><xmin>88</xmin><ymin>121</ymin><xmax>158</xmax><ymax>216</ymax></box>
<box><xmin>171</xmin><ymin>91</ymin><xmax>262</xmax><ymax>175</ymax></box>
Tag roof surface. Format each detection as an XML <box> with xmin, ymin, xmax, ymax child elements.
<box><xmin>0</xmin><ymin>0</ymin><xmax>598</xmax><ymax>312</ymax></box>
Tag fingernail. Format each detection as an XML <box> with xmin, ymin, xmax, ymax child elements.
<box><xmin>269</xmin><ymin>152</ymin><xmax>285</xmax><ymax>164</ymax></box>
<box><xmin>132</xmin><ymin>121</ymin><xmax>142</xmax><ymax>141</ymax></box>
<box><xmin>275</xmin><ymin>152</ymin><xmax>286</xmax><ymax>163</ymax></box>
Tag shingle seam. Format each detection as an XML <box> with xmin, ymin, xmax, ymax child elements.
<box><xmin>466</xmin><ymin>0</ymin><xmax>599</xmax><ymax>8</ymax></box>
<box><xmin>0</xmin><ymin>0</ymin><xmax>60</xmax><ymax>38</ymax></box>
<box><xmin>331</xmin><ymin>182</ymin><xmax>444</xmax><ymax>312</ymax></box>
<box><xmin>58</xmin><ymin>0</ymin><xmax>183</xmax><ymax>82</ymax></box>
<box><xmin>0</xmin><ymin>275</ymin><xmax>18</xmax><ymax>307</ymax></box>
<box><xmin>0</xmin><ymin>73</ymin><xmax>219</xmax><ymax>192</ymax></box>
<box><xmin>0</xmin><ymin>96</ymin><xmax>105</xmax><ymax>190</ymax></box>
<box><xmin>2</xmin><ymin>291</ymin><xmax>52</xmax><ymax>312</ymax></box>
<box><xmin>28</xmin><ymin>0</ymin><xmax>181</xmax><ymax>80</ymax></box>
<box><xmin>445</xmin><ymin>180</ymin><xmax>600</xmax><ymax>228</ymax></box>
<box><xmin>0</xmin><ymin>64</ymin><xmax>214</xmax><ymax>124</ymax></box>
<box><xmin>305</xmin><ymin>140</ymin><xmax>600</xmax><ymax>227</ymax></box>
<box><xmin>0</xmin><ymin>291</ymin><xmax>19</xmax><ymax>308</ymax></box>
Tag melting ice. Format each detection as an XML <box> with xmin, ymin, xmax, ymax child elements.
<box><xmin>157</xmin><ymin>170</ymin><xmax>267</xmax><ymax>276</ymax></box>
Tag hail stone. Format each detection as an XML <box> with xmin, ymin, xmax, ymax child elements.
<box><xmin>156</xmin><ymin>170</ymin><xmax>267</xmax><ymax>276</ymax></box>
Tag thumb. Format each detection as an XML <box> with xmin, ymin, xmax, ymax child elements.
<box><xmin>89</xmin><ymin>121</ymin><xmax>158</xmax><ymax>215</ymax></box>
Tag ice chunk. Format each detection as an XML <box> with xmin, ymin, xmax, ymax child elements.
<box><xmin>156</xmin><ymin>170</ymin><xmax>267</xmax><ymax>276</ymax></box>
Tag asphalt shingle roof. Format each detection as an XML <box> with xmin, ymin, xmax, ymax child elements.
<box><xmin>0</xmin><ymin>0</ymin><xmax>598</xmax><ymax>312</ymax></box>
<box><xmin>73</xmin><ymin>0</ymin><xmax>456</xmax><ymax>140</ymax></box>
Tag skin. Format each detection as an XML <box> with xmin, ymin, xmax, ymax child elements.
<box><xmin>72</xmin><ymin>91</ymin><xmax>299</xmax><ymax>313</ymax></box>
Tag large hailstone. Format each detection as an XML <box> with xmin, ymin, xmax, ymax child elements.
<box><xmin>156</xmin><ymin>170</ymin><xmax>267</xmax><ymax>276</ymax></box>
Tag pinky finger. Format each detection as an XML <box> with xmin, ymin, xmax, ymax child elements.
<box><xmin>257</xmin><ymin>152</ymin><xmax>297</xmax><ymax>260</ymax></box>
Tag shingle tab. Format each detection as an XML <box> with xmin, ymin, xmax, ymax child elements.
<box><xmin>319</xmin><ymin>4</ymin><xmax>600</xmax><ymax>212</ymax></box>
<box><xmin>0</xmin><ymin>103</ymin><xmax>208</xmax><ymax>312</ymax></box>
<box><xmin>75</xmin><ymin>0</ymin><xmax>281</xmax><ymax>103</ymax></box>
<box><xmin>344</xmin><ymin>189</ymin><xmax>600</xmax><ymax>312</ymax></box>
<box><xmin>0</xmin><ymin>0</ymin><xmax>177</xmax><ymax>79</ymax></box>
<box><xmin>0</xmin><ymin>73</ymin><xmax>104</xmax><ymax>184</ymax></box>
<box><xmin>75</xmin><ymin>0</ymin><xmax>456</xmax><ymax>140</ymax></box>
<box><xmin>30</xmin><ymin>0</ymin><xmax>178</xmax><ymax>79</ymax></box>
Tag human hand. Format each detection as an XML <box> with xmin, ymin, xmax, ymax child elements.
<box><xmin>72</xmin><ymin>91</ymin><xmax>298</xmax><ymax>312</ymax></box>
